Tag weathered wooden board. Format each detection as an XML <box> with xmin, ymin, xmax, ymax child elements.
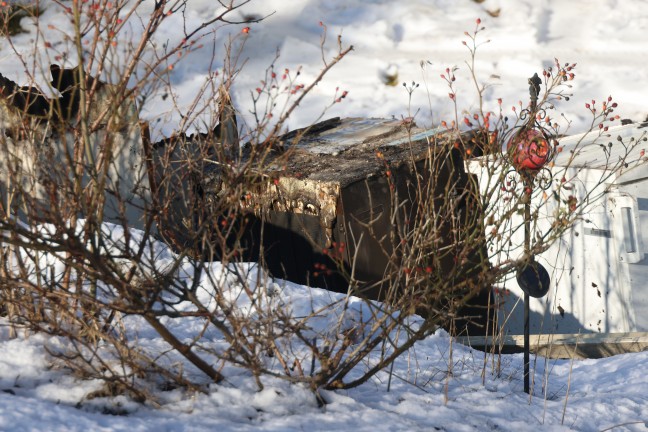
<box><xmin>456</xmin><ymin>332</ymin><xmax>648</xmax><ymax>359</ymax></box>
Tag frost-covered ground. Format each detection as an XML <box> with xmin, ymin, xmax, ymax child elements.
<box><xmin>1</xmin><ymin>0</ymin><xmax>648</xmax><ymax>431</ymax></box>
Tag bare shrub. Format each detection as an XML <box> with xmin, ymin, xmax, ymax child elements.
<box><xmin>0</xmin><ymin>7</ymin><xmax>635</xmax><ymax>406</ymax></box>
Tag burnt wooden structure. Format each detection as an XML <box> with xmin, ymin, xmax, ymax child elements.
<box><xmin>0</xmin><ymin>65</ymin><xmax>146</xmax><ymax>230</ymax></box>
<box><xmin>213</xmin><ymin>117</ymin><xmax>492</xmax><ymax>333</ymax></box>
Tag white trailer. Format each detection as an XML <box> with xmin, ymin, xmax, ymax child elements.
<box><xmin>466</xmin><ymin>122</ymin><xmax>648</xmax><ymax>339</ymax></box>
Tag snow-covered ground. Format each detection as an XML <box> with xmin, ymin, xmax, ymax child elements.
<box><xmin>1</xmin><ymin>0</ymin><xmax>648</xmax><ymax>431</ymax></box>
<box><xmin>2</xmin><ymin>308</ymin><xmax>648</xmax><ymax>432</ymax></box>
<box><xmin>221</xmin><ymin>0</ymin><xmax>648</xmax><ymax>137</ymax></box>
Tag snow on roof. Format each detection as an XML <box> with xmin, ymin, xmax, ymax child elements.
<box><xmin>553</xmin><ymin>122</ymin><xmax>648</xmax><ymax>172</ymax></box>
<box><xmin>289</xmin><ymin>117</ymin><xmax>444</xmax><ymax>155</ymax></box>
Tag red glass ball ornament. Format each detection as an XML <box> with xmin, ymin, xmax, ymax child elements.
<box><xmin>507</xmin><ymin>129</ymin><xmax>550</xmax><ymax>171</ymax></box>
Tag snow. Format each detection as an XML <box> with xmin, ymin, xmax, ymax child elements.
<box><xmin>2</xmin><ymin>311</ymin><xmax>648</xmax><ymax>431</ymax></box>
<box><xmin>1</xmin><ymin>0</ymin><xmax>648</xmax><ymax>431</ymax></box>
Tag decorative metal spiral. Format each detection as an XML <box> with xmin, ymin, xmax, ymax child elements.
<box><xmin>499</xmin><ymin>72</ymin><xmax>557</xmax><ymax>191</ymax></box>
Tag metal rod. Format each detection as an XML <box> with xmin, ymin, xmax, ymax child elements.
<box><xmin>524</xmin><ymin>291</ymin><xmax>530</xmax><ymax>394</ymax></box>
<box><xmin>522</xmin><ymin>72</ymin><xmax>539</xmax><ymax>395</ymax></box>
<box><xmin>523</xmin><ymin>177</ymin><xmax>532</xmax><ymax>395</ymax></box>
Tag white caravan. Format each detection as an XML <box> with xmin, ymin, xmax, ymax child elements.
<box><xmin>466</xmin><ymin>122</ymin><xmax>648</xmax><ymax>336</ymax></box>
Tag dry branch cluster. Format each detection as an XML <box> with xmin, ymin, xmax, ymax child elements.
<box><xmin>0</xmin><ymin>2</ymin><xmax>635</xmax><ymax>406</ymax></box>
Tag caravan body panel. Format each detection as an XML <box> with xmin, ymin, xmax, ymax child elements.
<box><xmin>467</xmin><ymin>122</ymin><xmax>648</xmax><ymax>335</ymax></box>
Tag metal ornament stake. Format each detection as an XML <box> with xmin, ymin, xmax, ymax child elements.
<box><xmin>504</xmin><ymin>73</ymin><xmax>553</xmax><ymax>395</ymax></box>
<box><xmin>523</xmin><ymin>179</ymin><xmax>531</xmax><ymax>395</ymax></box>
